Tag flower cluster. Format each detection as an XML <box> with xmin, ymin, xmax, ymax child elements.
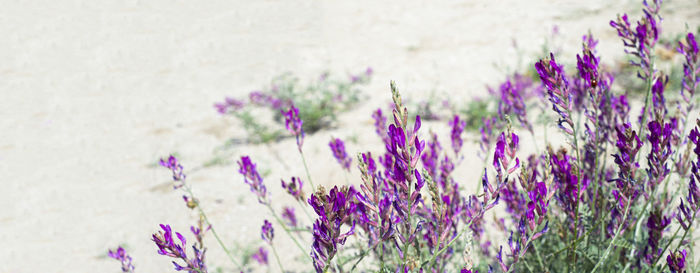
<box><xmin>489</xmin><ymin>74</ymin><xmax>535</xmax><ymax>132</ymax></box>
<box><xmin>261</xmin><ymin>220</ymin><xmax>274</xmax><ymax>244</ymax></box>
<box><xmin>308</xmin><ymin>186</ymin><xmax>360</xmax><ymax>272</ymax></box>
<box><xmin>449</xmin><ymin>115</ymin><xmax>466</xmax><ymax>155</ymax></box>
<box><xmin>152</xmin><ymin>224</ymin><xmax>207</xmax><ymax>273</ymax></box>
<box><xmin>237</xmin><ymin>156</ymin><xmax>268</xmax><ymax>204</ymax></box>
<box><xmin>281</xmin><ymin>176</ymin><xmax>305</xmax><ymax>202</ymax></box>
<box><xmin>609</xmin><ymin>0</ymin><xmax>662</xmax><ymax>79</ymax></box>
<box><xmin>160</xmin><ymin>155</ymin><xmax>186</xmax><ymax>188</ymax></box>
<box><xmin>283</xmin><ymin>104</ymin><xmax>305</xmax><ymax>150</ymax></box>
<box><xmin>213</xmin><ymin>97</ymin><xmax>245</xmax><ymax>114</ymax></box>
<box><xmin>667</xmin><ymin>249</ymin><xmax>687</xmax><ymax>273</ymax></box>
<box><xmin>329</xmin><ymin>137</ymin><xmax>352</xmax><ymax>171</ymax></box>
<box><xmin>108</xmin><ymin>246</ymin><xmax>135</xmax><ymax>273</ymax></box>
<box><xmin>536</xmin><ymin>53</ymin><xmax>574</xmax><ymax>135</ymax></box>
<box><xmin>251</xmin><ymin>247</ymin><xmax>268</xmax><ymax>265</ymax></box>
<box><xmin>677</xmin><ymin>121</ymin><xmax>700</xmax><ymax>231</ymax></box>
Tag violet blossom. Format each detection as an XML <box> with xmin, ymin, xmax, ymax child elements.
<box><xmin>535</xmin><ymin>53</ymin><xmax>575</xmax><ymax>135</ymax></box>
<box><xmin>283</xmin><ymin>104</ymin><xmax>305</xmax><ymax>150</ymax></box>
<box><xmin>667</xmin><ymin>249</ymin><xmax>687</xmax><ymax>273</ymax></box>
<box><xmin>108</xmin><ymin>246</ymin><xmax>135</xmax><ymax>273</ymax></box>
<box><xmin>308</xmin><ymin>186</ymin><xmax>359</xmax><ymax>272</ymax></box>
<box><xmin>281</xmin><ymin>206</ymin><xmax>298</xmax><ymax>227</ymax></box>
<box><xmin>609</xmin><ymin>0</ymin><xmax>662</xmax><ymax>80</ymax></box>
<box><xmin>329</xmin><ymin>137</ymin><xmax>352</xmax><ymax>171</ymax></box>
<box><xmin>152</xmin><ymin>224</ymin><xmax>207</xmax><ymax>273</ymax></box>
<box><xmin>281</xmin><ymin>176</ymin><xmax>305</xmax><ymax>202</ymax></box>
<box><xmin>372</xmin><ymin>108</ymin><xmax>390</xmax><ymax>146</ymax></box>
<box><xmin>251</xmin><ymin>247</ymin><xmax>268</xmax><ymax>266</ymax></box>
<box><xmin>160</xmin><ymin>155</ymin><xmax>186</xmax><ymax>188</ymax></box>
<box><xmin>449</xmin><ymin>115</ymin><xmax>466</xmax><ymax>155</ymax></box>
<box><xmin>261</xmin><ymin>220</ymin><xmax>274</xmax><ymax>244</ymax></box>
<box><xmin>213</xmin><ymin>97</ymin><xmax>245</xmax><ymax>114</ymax></box>
<box><xmin>237</xmin><ymin>156</ymin><xmax>268</xmax><ymax>204</ymax></box>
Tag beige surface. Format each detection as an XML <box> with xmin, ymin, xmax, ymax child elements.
<box><xmin>2</xmin><ymin>0</ymin><xmax>699</xmax><ymax>272</ymax></box>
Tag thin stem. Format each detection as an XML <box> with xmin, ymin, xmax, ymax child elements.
<box><xmin>266</xmin><ymin>205</ymin><xmax>313</xmax><ymax>262</ymax></box>
<box><xmin>532</xmin><ymin>241</ymin><xmax>547</xmax><ymax>272</ymax></box>
<box><xmin>297</xmin><ymin>199</ymin><xmax>315</xmax><ymax>224</ymax></box>
<box><xmin>299</xmin><ymin>150</ymin><xmax>316</xmax><ymax>191</ymax></box>
<box><xmin>182</xmin><ymin>184</ymin><xmax>242</xmax><ymax>270</ymax></box>
<box><xmin>271</xmin><ymin>244</ymin><xmax>285</xmax><ymax>273</ymax></box>
<box><xmin>570</xmin><ymin>108</ymin><xmax>584</xmax><ymax>270</ymax></box>
<box><xmin>590</xmin><ymin>202</ymin><xmax>631</xmax><ymax>273</ymax></box>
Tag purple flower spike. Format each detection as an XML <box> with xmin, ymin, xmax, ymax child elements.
<box><xmin>329</xmin><ymin>137</ymin><xmax>352</xmax><ymax>171</ymax></box>
<box><xmin>108</xmin><ymin>246</ymin><xmax>135</xmax><ymax>272</ymax></box>
<box><xmin>678</xmin><ymin>32</ymin><xmax>700</xmax><ymax>125</ymax></box>
<box><xmin>160</xmin><ymin>155</ymin><xmax>186</xmax><ymax>186</ymax></box>
<box><xmin>261</xmin><ymin>220</ymin><xmax>274</xmax><ymax>244</ymax></box>
<box><xmin>283</xmin><ymin>104</ymin><xmax>305</xmax><ymax>150</ymax></box>
<box><xmin>667</xmin><ymin>249</ymin><xmax>687</xmax><ymax>273</ymax></box>
<box><xmin>609</xmin><ymin>0</ymin><xmax>662</xmax><ymax>80</ymax></box>
<box><xmin>152</xmin><ymin>224</ymin><xmax>207</xmax><ymax>272</ymax></box>
<box><xmin>281</xmin><ymin>177</ymin><xmax>305</xmax><ymax>202</ymax></box>
<box><xmin>213</xmin><ymin>97</ymin><xmax>245</xmax><ymax>114</ymax></box>
<box><xmin>237</xmin><ymin>156</ymin><xmax>268</xmax><ymax>204</ymax></box>
<box><xmin>282</xmin><ymin>206</ymin><xmax>298</xmax><ymax>227</ymax></box>
<box><xmin>252</xmin><ymin>247</ymin><xmax>269</xmax><ymax>266</ymax></box>
<box><xmin>449</xmin><ymin>115</ymin><xmax>466</xmax><ymax>155</ymax></box>
<box><xmin>308</xmin><ymin>186</ymin><xmax>360</xmax><ymax>272</ymax></box>
<box><xmin>536</xmin><ymin>53</ymin><xmax>575</xmax><ymax>135</ymax></box>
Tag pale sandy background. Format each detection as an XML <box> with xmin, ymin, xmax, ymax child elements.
<box><xmin>2</xmin><ymin>1</ymin><xmax>700</xmax><ymax>272</ymax></box>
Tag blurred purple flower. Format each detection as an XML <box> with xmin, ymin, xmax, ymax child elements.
<box><xmin>283</xmin><ymin>104</ymin><xmax>305</xmax><ymax>150</ymax></box>
<box><xmin>329</xmin><ymin>137</ymin><xmax>352</xmax><ymax>171</ymax></box>
<box><xmin>237</xmin><ymin>156</ymin><xmax>268</xmax><ymax>204</ymax></box>
<box><xmin>160</xmin><ymin>155</ymin><xmax>186</xmax><ymax>186</ymax></box>
<box><xmin>372</xmin><ymin>108</ymin><xmax>390</xmax><ymax>146</ymax></box>
<box><xmin>213</xmin><ymin>97</ymin><xmax>245</xmax><ymax>114</ymax></box>
<box><xmin>261</xmin><ymin>220</ymin><xmax>274</xmax><ymax>244</ymax></box>
<box><xmin>667</xmin><ymin>249</ymin><xmax>687</xmax><ymax>273</ymax></box>
<box><xmin>281</xmin><ymin>177</ymin><xmax>305</xmax><ymax>202</ymax></box>
<box><xmin>282</xmin><ymin>206</ymin><xmax>298</xmax><ymax>227</ymax></box>
<box><xmin>449</xmin><ymin>115</ymin><xmax>466</xmax><ymax>155</ymax></box>
<box><xmin>251</xmin><ymin>247</ymin><xmax>268</xmax><ymax>266</ymax></box>
<box><xmin>108</xmin><ymin>246</ymin><xmax>135</xmax><ymax>273</ymax></box>
<box><xmin>536</xmin><ymin>53</ymin><xmax>575</xmax><ymax>135</ymax></box>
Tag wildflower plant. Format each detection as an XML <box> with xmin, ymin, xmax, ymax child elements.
<box><xmin>215</xmin><ymin>69</ymin><xmax>372</xmax><ymax>143</ymax></box>
<box><xmin>108</xmin><ymin>1</ymin><xmax>700</xmax><ymax>272</ymax></box>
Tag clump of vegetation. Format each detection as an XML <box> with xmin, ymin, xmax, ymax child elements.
<box><xmin>214</xmin><ymin>68</ymin><xmax>372</xmax><ymax>143</ymax></box>
<box><xmin>108</xmin><ymin>1</ymin><xmax>700</xmax><ymax>272</ymax></box>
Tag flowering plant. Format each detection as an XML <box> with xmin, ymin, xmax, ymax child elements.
<box><xmin>108</xmin><ymin>1</ymin><xmax>700</xmax><ymax>272</ymax></box>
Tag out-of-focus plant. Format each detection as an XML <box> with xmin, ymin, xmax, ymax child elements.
<box><xmin>214</xmin><ymin>68</ymin><xmax>372</xmax><ymax>143</ymax></box>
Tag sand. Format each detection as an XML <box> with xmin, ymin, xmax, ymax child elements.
<box><xmin>2</xmin><ymin>0</ymin><xmax>699</xmax><ymax>272</ymax></box>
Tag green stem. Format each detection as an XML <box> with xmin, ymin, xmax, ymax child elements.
<box><xmin>570</xmin><ymin>108</ymin><xmax>584</xmax><ymax>270</ymax></box>
<box><xmin>182</xmin><ymin>185</ymin><xmax>242</xmax><ymax>270</ymax></box>
<box><xmin>266</xmin><ymin>205</ymin><xmax>313</xmax><ymax>262</ymax></box>
<box><xmin>590</xmin><ymin>202</ymin><xmax>631</xmax><ymax>273</ymax></box>
<box><xmin>271</xmin><ymin>244</ymin><xmax>286</xmax><ymax>273</ymax></box>
<box><xmin>300</xmin><ymin>150</ymin><xmax>316</xmax><ymax>191</ymax></box>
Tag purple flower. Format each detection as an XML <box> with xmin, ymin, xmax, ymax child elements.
<box><xmin>646</xmin><ymin>119</ymin><xmax>675</xmax><ymax>191</ymax></box>
<box><xmin>667</xmin><ymin>249</ymin><xmax>687</xmax><ymax>273</ymax></box>
<box><xmin>372</xmin><ymin>108</ymin><xmax>390</xmax><ymax>146</ymax></box>
<box><xmin>308</xmin><ymin>186</ymin><xmax>359</xmax><ymax>272</ymax></box>
<box><xmin>493</xmin><ymin>132</ymin><xmax>520</xmax><ymax>182</ymax></box>
<box><xmin>281</xmin><ymin>177</ymin><xmax>305</xmax><ymax>202</ymax></box>
<box><xmin>643</xmin><ymin>209</ymin><xmax>671</xmax><ymax>264</ymax></box>
<box><xmin>261</xmin><ymin>220</ymin><xmax>274</xmax><ymax>244</ymax></box>
<box><xmin>108</xmin><ymin>246</ymin><xmax>135</xmax><ymax>272</ymax></box>
<box><xmin>609</xmin><ymin>0</ymin><xmax>662</xmax><ymax>80</ymax></box>
<box><xmin>152</xmin><ymin>224</ymin><xmax>207</xmax><ymax>272</ymax></box>
<box><xmin>160</xmin><ymin>155</ymin><xmax>186</xmax><ymax>185</ymax></box>
<box><xmin>550</xmin><ymin>148</ymin><xmax>586</xmax><ymax>217</ymax></box>
<box><xmin>678</xmin><ymin>32</ymin><xmax>700</xmax><ymax>125</ymax></box>
<box><xmin>677</xmin><ymin>121</ymin><xmax>700</xmax><ymax>230</ymax></box>
<box><xmin>251</xmin><ymin>247</ymin><xmax>268</xmax><ymax>266</ymax></box>
<box><xmin>479</xmin><ymin>117</ymin><xmax>498</xmax><ymax>159</ymax></box>
<box><xmin>282</xmin><ymin>206</ymin><xmax>298</xmax><ymax>227</ymax></box>
<box><xmin>576</xmin><ymin>48</ymin><xmax>599</xmax><ymax>90</ymax></box>
<box><xmin>213</xmin><ymin>97</ymin><xmax>245</xmax><ymax>114</ymax></box>
<box><xmin>490</xmin><ymin>75</ymin><xmax>533</xmax><ymax>132</ymax></box>
<box><xmin>283</xmin><ymin>104</ymin><xmax>305</xmax><ymax>150</ymax></box>
<box><xmin>237</xmin><ymin>156</ymin><xmax>268</xmax><ymax>204</ymax></box>
<box><xmin>535</xmin><ymin>53</ymin><xmax>575</xmax><ymax>135</ymax></box>
<box><xmin>611</xmin><ymin>123</ymin><xmax>642</xmax><ymax>208</ymax></box>
<box><xmin>421</xmin><ymin>132</ymin><xmax>442</xmax><ymax>180</ymax></box>
<box><xmin>449</xmin><ymin>115</ymin><xmax>466</xmax><ymax>155</ymax></box>
<box><xmin>329</xmin><ymin>138</ymin><xmax>352</xmax><ymax>171</ymax></box>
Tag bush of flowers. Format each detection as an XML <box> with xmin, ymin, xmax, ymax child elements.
<box><xmin>108</xmin><ymin>1</ymin><xmax>699</xmax><ymax>272</ymax></box>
